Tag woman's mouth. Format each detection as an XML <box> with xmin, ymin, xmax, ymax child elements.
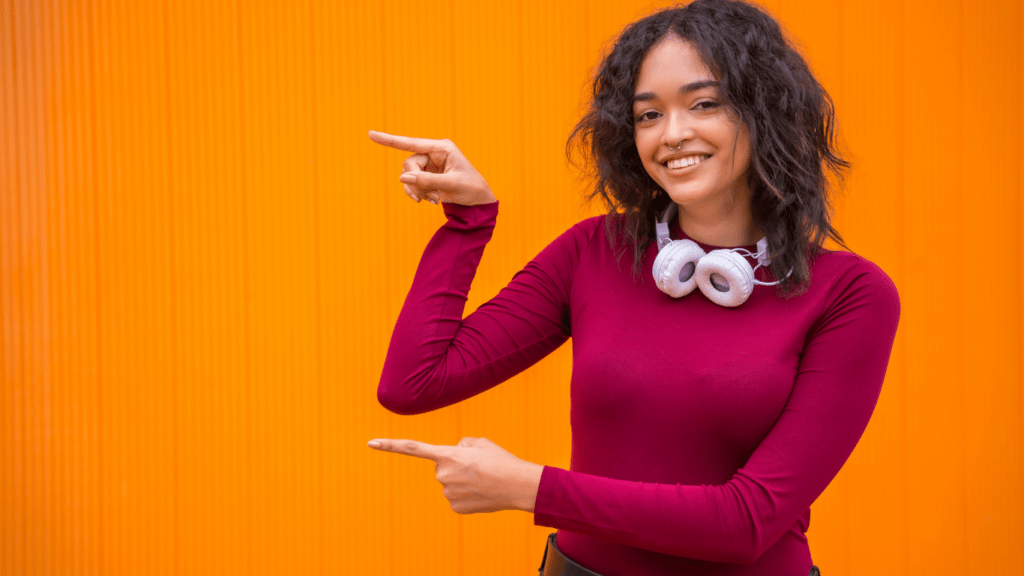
<box><xmin>663</xmin><ymin>154</ymin><xmax>711</xmax><ymax>170</ymax></box>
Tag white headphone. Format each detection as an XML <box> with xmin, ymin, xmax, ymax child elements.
<box><xmin>652</xmin><ymin>203</ymin><xmax>790</xmax><ymax>307</ymax></box>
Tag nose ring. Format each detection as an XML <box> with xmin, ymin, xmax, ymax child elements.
<box><xmin>667</xmin><ymin>140</ymin><xmax>683</xmax><ymax>151</ymax></box>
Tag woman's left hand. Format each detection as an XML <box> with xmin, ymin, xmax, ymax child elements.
<box><xmin>367</xmin><ymin>437</ymin><xmax>544</xmax><ymax>514</ymax></box>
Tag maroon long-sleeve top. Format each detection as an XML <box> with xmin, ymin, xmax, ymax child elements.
<box><xmin>378</xmin><ymin>201</ymin><xmax>900</xmax><ymax>576</ymax></box>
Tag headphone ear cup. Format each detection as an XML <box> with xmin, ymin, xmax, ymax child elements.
<box><xmin>695</xmin><ymin>249</ymin><xmax>755</xmax><ymax>307</ymax></box>
<box><xmin>653</xmin><ymin>240</ymin><xmax>706</xmax><ymax>298</ymax></box>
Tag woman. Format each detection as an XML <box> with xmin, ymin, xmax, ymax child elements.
<box><xmin>367</xmin><ymin>1</ymin><xmax>900</xmax><ymax>575</ymax></box>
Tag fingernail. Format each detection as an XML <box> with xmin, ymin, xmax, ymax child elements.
<box><xmin>399</xmin><ymin>173</ymin><xmax>416</xmax><ymax>184</ymax></box>
<box><xmin>367</xmin><ymin>440</ymin><xmax>381</xmax><ymax>449</ymax></box>
<box><xmin>429</xmin><ymin>199</ymin><xmax>438</xmax><ymax>205</ymax></box>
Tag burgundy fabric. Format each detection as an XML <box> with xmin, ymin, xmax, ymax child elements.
<box><xmin>378</xmin><ymin>201</ymin><xmax>900</xmax><ymax>576</ymax></box>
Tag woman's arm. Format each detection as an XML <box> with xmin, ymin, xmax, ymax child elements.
<box><xmin>532</xmin><ymin>258</ymin><xmax>901</xmax><ymax>565</ymax></box>
<box><xmin>377</xmin><ymin>201</ymin><xmax>600</xmax><ymax>414</ymax></box>
<box><xmin>368</xmin><ymin>130</ymin><xmax>592</xmax><ymax>414</ymax></box>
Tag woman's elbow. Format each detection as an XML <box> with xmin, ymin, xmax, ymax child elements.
<box><xmin>733</xmin><ymin>524</ymin><xmax>788</xmax><ymax>565</ymax></box>
<box><xmin>736</xmin><ymin>544</ymin><xmax>766</xmax><ymax>566</ymax></box>
<box><xmin>376</xmin><ymin>383</ymin><xmax>428</xmax><ymax>415</ymax></box>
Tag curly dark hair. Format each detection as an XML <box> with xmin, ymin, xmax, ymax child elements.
<box><xmin>568</xmin><ymin>0</ymin><xmax>850</xmax><ymax>295</ymax></box>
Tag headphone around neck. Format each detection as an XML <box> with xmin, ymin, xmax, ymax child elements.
<box><xmin>652</xmin><ymin>203</ymin><xmax>790</xmax><ymax>307</ymax></box>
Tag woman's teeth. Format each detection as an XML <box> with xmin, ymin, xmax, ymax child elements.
<box><xmin>666</xmin><ymin>155</ymin><xmax>711</xmax><ymax>169</ymax></box>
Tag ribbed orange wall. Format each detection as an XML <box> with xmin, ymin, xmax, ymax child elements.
<box><xmin>2</xmin><ymin>1</ymin><xmax>1021</xmax><ymax>575</ymax></box>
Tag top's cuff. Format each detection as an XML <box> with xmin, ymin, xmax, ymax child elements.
<box><xmin>532</xmin><ymin>465</ymin><xmax>566</xmax><ymax>527</ymax></box>
<box><xmin>442</xmin><ymin>200</ymin><xmax>499</xmax><ymax>229</ymax></box>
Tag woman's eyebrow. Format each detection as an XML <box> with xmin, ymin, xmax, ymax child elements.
<box><xmin>633</xmin><ymin>79</ymin><xmax>720</xmax><ymax>103</ymax></box>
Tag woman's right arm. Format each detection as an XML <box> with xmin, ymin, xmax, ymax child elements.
<box><xmin>369</xmin><ymin>131</ymin><xmax>592</xmax><ymax>415</ymax></box>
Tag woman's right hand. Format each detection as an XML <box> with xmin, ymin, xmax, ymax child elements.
<box><xmin>368</xmin><ymin>130</ymin><xmax>497</xmax><ymax>206</ymax></box>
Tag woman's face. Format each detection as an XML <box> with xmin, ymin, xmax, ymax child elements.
<box><xmin>633</xmin><ymin>36</ymin><xmax>753</xmax><ymax>217</ymax></box>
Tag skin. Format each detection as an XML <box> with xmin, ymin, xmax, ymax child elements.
<box><xmin>363</xmin><ymin>36</ymin><xmax>761</xmax><ymax>516</ymax></box>
<box><xmin>633</xmin><ymin>35</ymin><xmax>762</xmax><ymax>247</ymax></box>
<box><xmin>366</xmin><ymin>437</ymin><xmax>544</xmax><ymax>514</ymax></box>
<box><xmin>367</xmin><ymin>130</ymin><xmax>496</xmax><ymax>206</ymax></box>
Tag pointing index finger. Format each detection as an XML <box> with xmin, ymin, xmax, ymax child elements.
<box><xmin>367</xmin><ymin>438</ymin><xmax>452</xmax><ymax>462</ymax></box>
<box><xmin>368</xmin><ymin>130</ymin><xmax>444</xmax><ymax>155</ymax></box>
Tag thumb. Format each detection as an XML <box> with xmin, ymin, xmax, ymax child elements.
<box><xmin>399</xmin><ymin>170</ymin><xmax>458</xmax><ymax>192</ymax></box>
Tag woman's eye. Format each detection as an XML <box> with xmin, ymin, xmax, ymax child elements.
<box><xmin>695</xmin><ymin>101</ymin><xmax>719</xmax><ymax>111</ymax></box>
<box><xmin>635</xmin><ymin>111</ymin><xmax>660</xmax><ymax>123</ymax></box>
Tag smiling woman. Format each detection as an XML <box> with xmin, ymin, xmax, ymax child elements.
<box><xmin>370</xmin><ymin>1</ymin><xmax>898</xmax><ymax>575</ymax></box>
<box><xmin>568</xmin><ymin>0</ymin><xmax>851</xmax><ymax>294</ymax></box>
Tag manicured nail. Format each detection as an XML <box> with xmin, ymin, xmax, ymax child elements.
<box><xmin>367</xmin><ymin>440</ymin><xmax>381</xmax><ymax>449</ymax></box>
<box><xmin>399</xmin><ymin>173</ymin><xmax>416</xmax><ymax>184</ymax></box>
<box><xmin>429</xmin><ymin>199</ymin><xmax>438</xmax><ymax>205</ymax></box>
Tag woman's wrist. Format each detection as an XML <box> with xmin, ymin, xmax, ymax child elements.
<box><xmin>511</xmin><ymin>462</ymin><xmax>545</xmax><ymax>513</ymax></box>
<box><xmin>448</xmin><ymin>189</ymin><xmax>497</xmax><ymax>206</ymax></box>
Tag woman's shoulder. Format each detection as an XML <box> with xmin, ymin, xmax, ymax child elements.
<box><xmin>811</xmin><ymin>247</ymin><xmax>898</xmax><ymax>287</ymax></box>
<box><xmin>544</xmin><ymin>213</ymin><xmax>609</xmax><ymax>254</ymax></box>
<box><xmin>561</xmin><ymin>211</ymin><xmax>648</xmax><ymax>252</ymax></box>
<box><xmin>568</xmin><ymin>212</ymin><xmax>610</xmax><ymax>234</ymax></box>
<box><xmin>807</xmin><ymin>247</ymin><xmax>901</xmax><ymax>317</ymax></box>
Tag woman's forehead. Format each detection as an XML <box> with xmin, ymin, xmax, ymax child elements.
<box><xmin>636</xmin><ymin>37</ymin><xmax>718</xmax><ymax>95</ymax></box>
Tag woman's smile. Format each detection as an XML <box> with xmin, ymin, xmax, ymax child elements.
<box><xmin>663</xmin><ymin>154</ymin><xmax>712</xmax><ymax>172</ymax></box>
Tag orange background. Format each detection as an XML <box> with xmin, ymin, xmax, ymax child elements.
<box><xmin>1</xmin><ymin>0</ymin><xmax>1021</xmax><ymax>575</ymax></box>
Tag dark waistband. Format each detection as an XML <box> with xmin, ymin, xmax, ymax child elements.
<box><xmin>538</xmin><ymin>533</ymin><xmax>603</xmax><ymax>576</ymax></box>
<box><xmin>538</xmin><ymin>532</ymin><xmax>822</xmax><ymax>576</ymax></box>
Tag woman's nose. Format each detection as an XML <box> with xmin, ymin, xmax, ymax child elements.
<box><xmin>663</xmin><ymin>112</ymin><xmax>695</xmax><ymax>147</ymax></box>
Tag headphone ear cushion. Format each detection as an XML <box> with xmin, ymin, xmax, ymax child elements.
<box><xmin>695</xmin><ymin>249</ymin><xmax>755</xmax><ymax>307</ymax></box>
<box><xmin>652</xmin><ymin>240</ymin><xmax>706</xmax><ymax>298</ymax></box>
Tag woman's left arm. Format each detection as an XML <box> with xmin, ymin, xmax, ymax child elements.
<box><xmin>530</xmin><ymin>259</ymin><xmax>901</xmax><ymax>565</ymax></box>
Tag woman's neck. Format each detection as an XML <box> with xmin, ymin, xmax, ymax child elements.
<box><xmin>676</xmin><ymin>204</ymin><xmax>763</xmax><ymax>247</ymax></box>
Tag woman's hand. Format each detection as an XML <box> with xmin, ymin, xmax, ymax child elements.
<box><xmin>368</xmin><ymin>130</ymin><xmax>497</xmax><ymax>206</ymax></box>
<box><xmin>367</xmin><ymin>436</ymin><xmax>543</xmax><ymax>514</ymax></box>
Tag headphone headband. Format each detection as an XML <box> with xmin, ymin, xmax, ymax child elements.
<box><xmin>655</xmin><ymin>203</ymin><xmax>677</xmax><ymax>250</ymax></box>
<box><xmin>656</xmin><ymin>203</ymin><xmax>770</xmax><ymax>266</ymax></box>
